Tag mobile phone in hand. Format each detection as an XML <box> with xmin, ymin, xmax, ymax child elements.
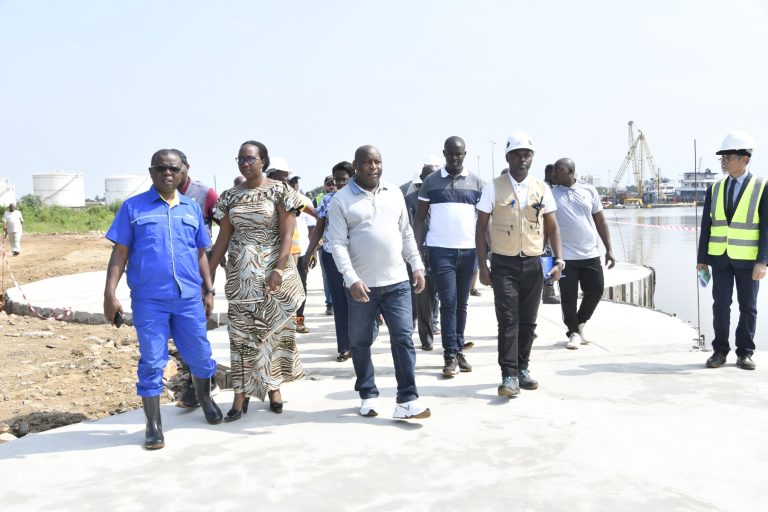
<box><xmin>114</xmin><ymin>311</ymin><xmax>125</xmax><ymax>328</ymax></box>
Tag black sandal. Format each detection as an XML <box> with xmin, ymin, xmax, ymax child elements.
<box><xmin>224</xmin><ymin>396</ymin><xmax>250</xmax><ymax>422</ymax></box>
<box><xmin>336</xmin><ymin>351</ymin><xmax>351</xmax><ymax>362</ymax></box>
<box><xmin>268</xmin><ymin>390</ymin><xmax>283</xmax><ymax>414</ymax></box>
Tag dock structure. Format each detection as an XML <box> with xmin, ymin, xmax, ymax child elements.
<box><xmin>2</xmin><ymin>267</ymin><xmax>766</xmax><ymax>511</ymax></box>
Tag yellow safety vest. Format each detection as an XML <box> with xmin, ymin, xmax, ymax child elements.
<box><xmin>708</xmin><ymin>175</ymin><xmax>765</xmax><ymax>260</ymax></box>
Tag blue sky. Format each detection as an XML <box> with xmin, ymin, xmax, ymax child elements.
<box><xmin>1</xmin><ymin>0</ymin><xmax>766</xmax><ymax>198</ymax></box>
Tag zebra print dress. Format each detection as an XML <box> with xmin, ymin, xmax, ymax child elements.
<box><xmin>214</xmin><ymin>181</ymin><xmax>306</xmax><ymax>400</ymax></box>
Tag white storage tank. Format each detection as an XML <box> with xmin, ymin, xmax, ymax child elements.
<box><xmin>105</xmin><ymin>174</ymin><xmax>151</xmax><ymax>205</ymax></box>
<box><xmin>0</xmin><ymin>178</ymin><xmax>16</xmax><ymax>206</ymax></box>
<box><xmin>32</xmin><ymin>171</ymin><xmax>85</xmax><ymax>207</ymax></box>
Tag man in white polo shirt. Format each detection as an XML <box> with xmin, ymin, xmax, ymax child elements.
<box><xmin>476</xmin><ymin>133</ymin><xmax>563</xmax><ymax>398</ymax></box>
<box><xmin>415</xmin><ymin>136</ymin><xmax>484</xmax><ymax>378</ymax></box>
<box><xmin>327</xmin><ymin>145</ymin><xmax>430</xmax><ymax>420</ymax></box>
<box><xmin>551</xmin><ymin>158</ymin><xmax>615</xmax><ymax>349</ymax></box>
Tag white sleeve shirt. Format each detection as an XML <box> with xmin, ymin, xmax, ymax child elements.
<box><xmin>477</xmin><ymin>174</ymin><xmax>556</xmax><ymax>214</ymax></box>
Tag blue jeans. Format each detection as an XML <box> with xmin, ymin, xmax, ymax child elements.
<box><xmin>428</xmin><ymin>247</ymin><xmax>476</xmax><ymax>356</ymax></box>
<box><xmin>132</xmin><ymin>296</ymin><xmax>217</xmax><ymax>397</ymax></box>
<box><xmin>346</xmin><ymin>280</ymin><xmax>418</xmax><ymax>403</ymax></box>
<box><xmin>322</xmin><ymin>249</ymin><xmax>351</xmax><ymax>353</ymax></box>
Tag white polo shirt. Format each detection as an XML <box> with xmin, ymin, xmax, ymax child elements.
<box><xmin>418</xmin><ymin>167</ymin><xmax>484</xmax><ymax>249</ymax></box>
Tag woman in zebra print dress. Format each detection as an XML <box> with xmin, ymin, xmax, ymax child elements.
<box><xmin>208</xmin><ymin>141</ymin><xmax>305</xmax><ymax>420</ymax></box>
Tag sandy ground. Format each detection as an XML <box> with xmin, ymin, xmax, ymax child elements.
<box><xmin>0</xmin><ymin>233</ymin><xmax>178</xmax><ymax>436</ymax></box>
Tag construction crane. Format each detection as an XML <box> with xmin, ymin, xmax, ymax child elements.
<box><xmin>610</xmin><ymin>121</ymin><xmax>661</xmax><ymax>201</ymax></box>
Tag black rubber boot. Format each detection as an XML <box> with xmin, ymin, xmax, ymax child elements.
<box><xmin>176</xmin><ymin>376</ymin><xmax>200</xmax><ymax>409</ymax></box>
<box><xmin>142</xmin><ymin>396</ymin><xmax>165</xmax><ymax>450</ymax></box>
<box><xmin>542</xmin><ymin>282</ymin><xmax>560</xmax><ymax>304</ymax></box>
<box><xmin>192</xmin><ymin>375</ymin><xmax>223</xmax><ymax>424</ymax></box>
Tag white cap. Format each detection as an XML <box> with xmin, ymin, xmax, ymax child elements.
<box><xmin>424</xmin><ymin>155</ymin><xmax>442</xmax><ymax>166</ymax></box>
<box><xmin>717</xmin><ymin>131</ymin><xmax>755</xmax><ymax>156</ymax></box>
<box><xmin>267</xmin><ymin>156</ymin><xmax>293</xmax><ymax>177</ymax></box>
<box><xmin>505</xmin><ymin>133</ymin><xmax>535</xmax><ymax>154</ymax></box>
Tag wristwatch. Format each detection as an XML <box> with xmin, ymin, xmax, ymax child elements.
<box><xmin>203</xmin><ymin>288</ymin><xmax>216</xmax><ymax>296</ymax></box>
<box><xmin>555</xmin><ymin>259</ymin><xmax>566</xmax><ymax>270</ymax></box>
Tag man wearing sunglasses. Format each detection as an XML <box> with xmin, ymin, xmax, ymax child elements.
<box><xmin>103</xmin><ymin>149</ymin><xmax>223</xmax><ymax>450</ymax></box>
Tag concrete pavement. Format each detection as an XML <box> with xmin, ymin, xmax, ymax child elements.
<box><xmin>1</xmin><ymin>268</ymin><xmax>767</xmax><ymax>512</ymax></box>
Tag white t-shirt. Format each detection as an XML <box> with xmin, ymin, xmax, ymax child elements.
<box><xmin>3</xmin><ymin>210</ymin><xmax>23</xmax><ymax>233</ymax></box>
<box><xmin>297</xmin><ymin>211</ymin><xmax>313</xmax><ymax>254</ymax></box>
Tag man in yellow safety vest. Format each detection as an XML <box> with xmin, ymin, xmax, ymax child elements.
<box><xmin>697</xmin><ymin>131</ymin><xmax>767</xmax><ymax>370</ymax></box>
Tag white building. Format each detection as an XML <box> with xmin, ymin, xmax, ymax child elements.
<box><xmin>678</xmin><ymin>169</ymin><xmax>719</xmax><ymax>202</ymax></box>
<box><xmin>578</xmin><ymin>175</ymin><xmax>601</xmax><ymax>188</ymax></box>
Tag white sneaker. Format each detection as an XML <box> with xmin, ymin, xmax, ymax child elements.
<box><xmin>566</xmin><ymin>332</ymin><xmax>582</xmax><ymax>350</ymax></box>
<box><xmin>393</xmin><ymin>400</ymin><xmax>431</xmax><ymax>419</ymax></box>
<box><xmin>359</xmin><ymin>398</ymin><xmax>379</xmax><ymax>417</ymax></box>
<box><xmin>578</xmin><ymin>323</ymin><xmax>591</xmax><ymax>344</ymax></box>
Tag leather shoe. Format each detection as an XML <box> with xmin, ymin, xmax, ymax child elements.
<box><xmin>421</xmin><ymin>341</ymin><xmax>434</xmax><ymax>351</ymax></box>
<box><xmin>736</xmin><ymin>354</ymin><xmax>756</xmax><ymax>370</ymax></box>
<box><xmin>705</xmin><ymin>352</ymin><xmax>727</xmax><ymax>368</ymax></box>
<box><xmin>519</xmin><ymin>369</ymin><xmax>538</xmax><ymax>390</ymax></box>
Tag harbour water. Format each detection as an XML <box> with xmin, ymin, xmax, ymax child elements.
<box><xmin>604</xmin><ymin>206</ymin><xmax>767</xmax><ymax>352</ymax></box>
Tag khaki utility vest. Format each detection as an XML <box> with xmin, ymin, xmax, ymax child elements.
<box><xmin>490</xmin><ymin>175</ymin><xmax>547</xmax><ymax>256</ymax></box>
<box><xmin>708</xmin><ymin>174</ymin><xmax>765</xmax><ymax>260</ymax></box>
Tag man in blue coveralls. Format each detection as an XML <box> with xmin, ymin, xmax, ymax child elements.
<box><xmin>103</xmin><ymin>149</ymin><xmax>223</xmax><ymax>450</ymax></box>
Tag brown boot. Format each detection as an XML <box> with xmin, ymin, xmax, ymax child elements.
<box><xmin>296</xmin><ymin>316</ymin><xmax>310</xmax><ymax>334</ymax></box>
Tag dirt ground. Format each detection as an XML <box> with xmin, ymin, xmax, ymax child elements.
<box><xmin>0</xmin><ymin>233</ymin><xmax>182</xmax><ymax>438</ymax></box>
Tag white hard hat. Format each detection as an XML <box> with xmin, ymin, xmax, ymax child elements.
<box><xmin>717</xmin><ymin>131</ymin><xmax>755</xmax><ymax>156</ymax></box>
<box><xmin>505</xmin><ymin>132</ymin><xmax>535</xmax><ymax>154</ymax></box>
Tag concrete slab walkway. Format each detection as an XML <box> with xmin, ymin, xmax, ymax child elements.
<box><xmin>1</xmin><ymin>270</ymin><xmax>766</xmax><ymax>512</ymax></box>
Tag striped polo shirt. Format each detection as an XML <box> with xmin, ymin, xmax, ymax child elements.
<box><xmin>418</xmin><ymin>166</ymin><xmax>484</xmax><ymax>249</ymax></box>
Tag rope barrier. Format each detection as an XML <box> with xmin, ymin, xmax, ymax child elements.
<box><xmin>1</xmin><ymin>240</ymin><xmax>74</xmax><ymax>321</ymax></box>
<box><xmin>606</xmin><ymin>220</ymin><xmax>697</xmax><ymax>233</ymax></box>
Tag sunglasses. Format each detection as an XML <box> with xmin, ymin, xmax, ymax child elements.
<box><xmin>236</xmin><ymin>156</ymin><xmax>261</xmax><ymax>165</ymax></box>
<box><xmin>149</xmin><ymin>165</ymin><xmax>184</xmax><ymax>174</ymax></box>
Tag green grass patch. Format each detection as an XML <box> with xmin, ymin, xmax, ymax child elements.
<box><xmin>3</xmin><ymin>196</ymin><xmax>118</xmax><ymax>233</ymax></box>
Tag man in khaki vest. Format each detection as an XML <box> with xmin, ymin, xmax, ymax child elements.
<box><xmin>476</xmin><ymin>133</ymin><xmax>564</xmax><ymax>397</ymax></box>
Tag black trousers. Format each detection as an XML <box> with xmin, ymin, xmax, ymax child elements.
<box><xmin>407</xmin><ymin>265</ymin><xmax>438</xmax><ymax>345</ymax></box>
<box><xmin>491</xmin><ymin>254</ymin><xmax>543</xmax><ymax>377</ymax></box>
<box><xmin>558</xmin><ymin>257</ymin><xmax>604</xmax><ymax>336</ymax></box>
